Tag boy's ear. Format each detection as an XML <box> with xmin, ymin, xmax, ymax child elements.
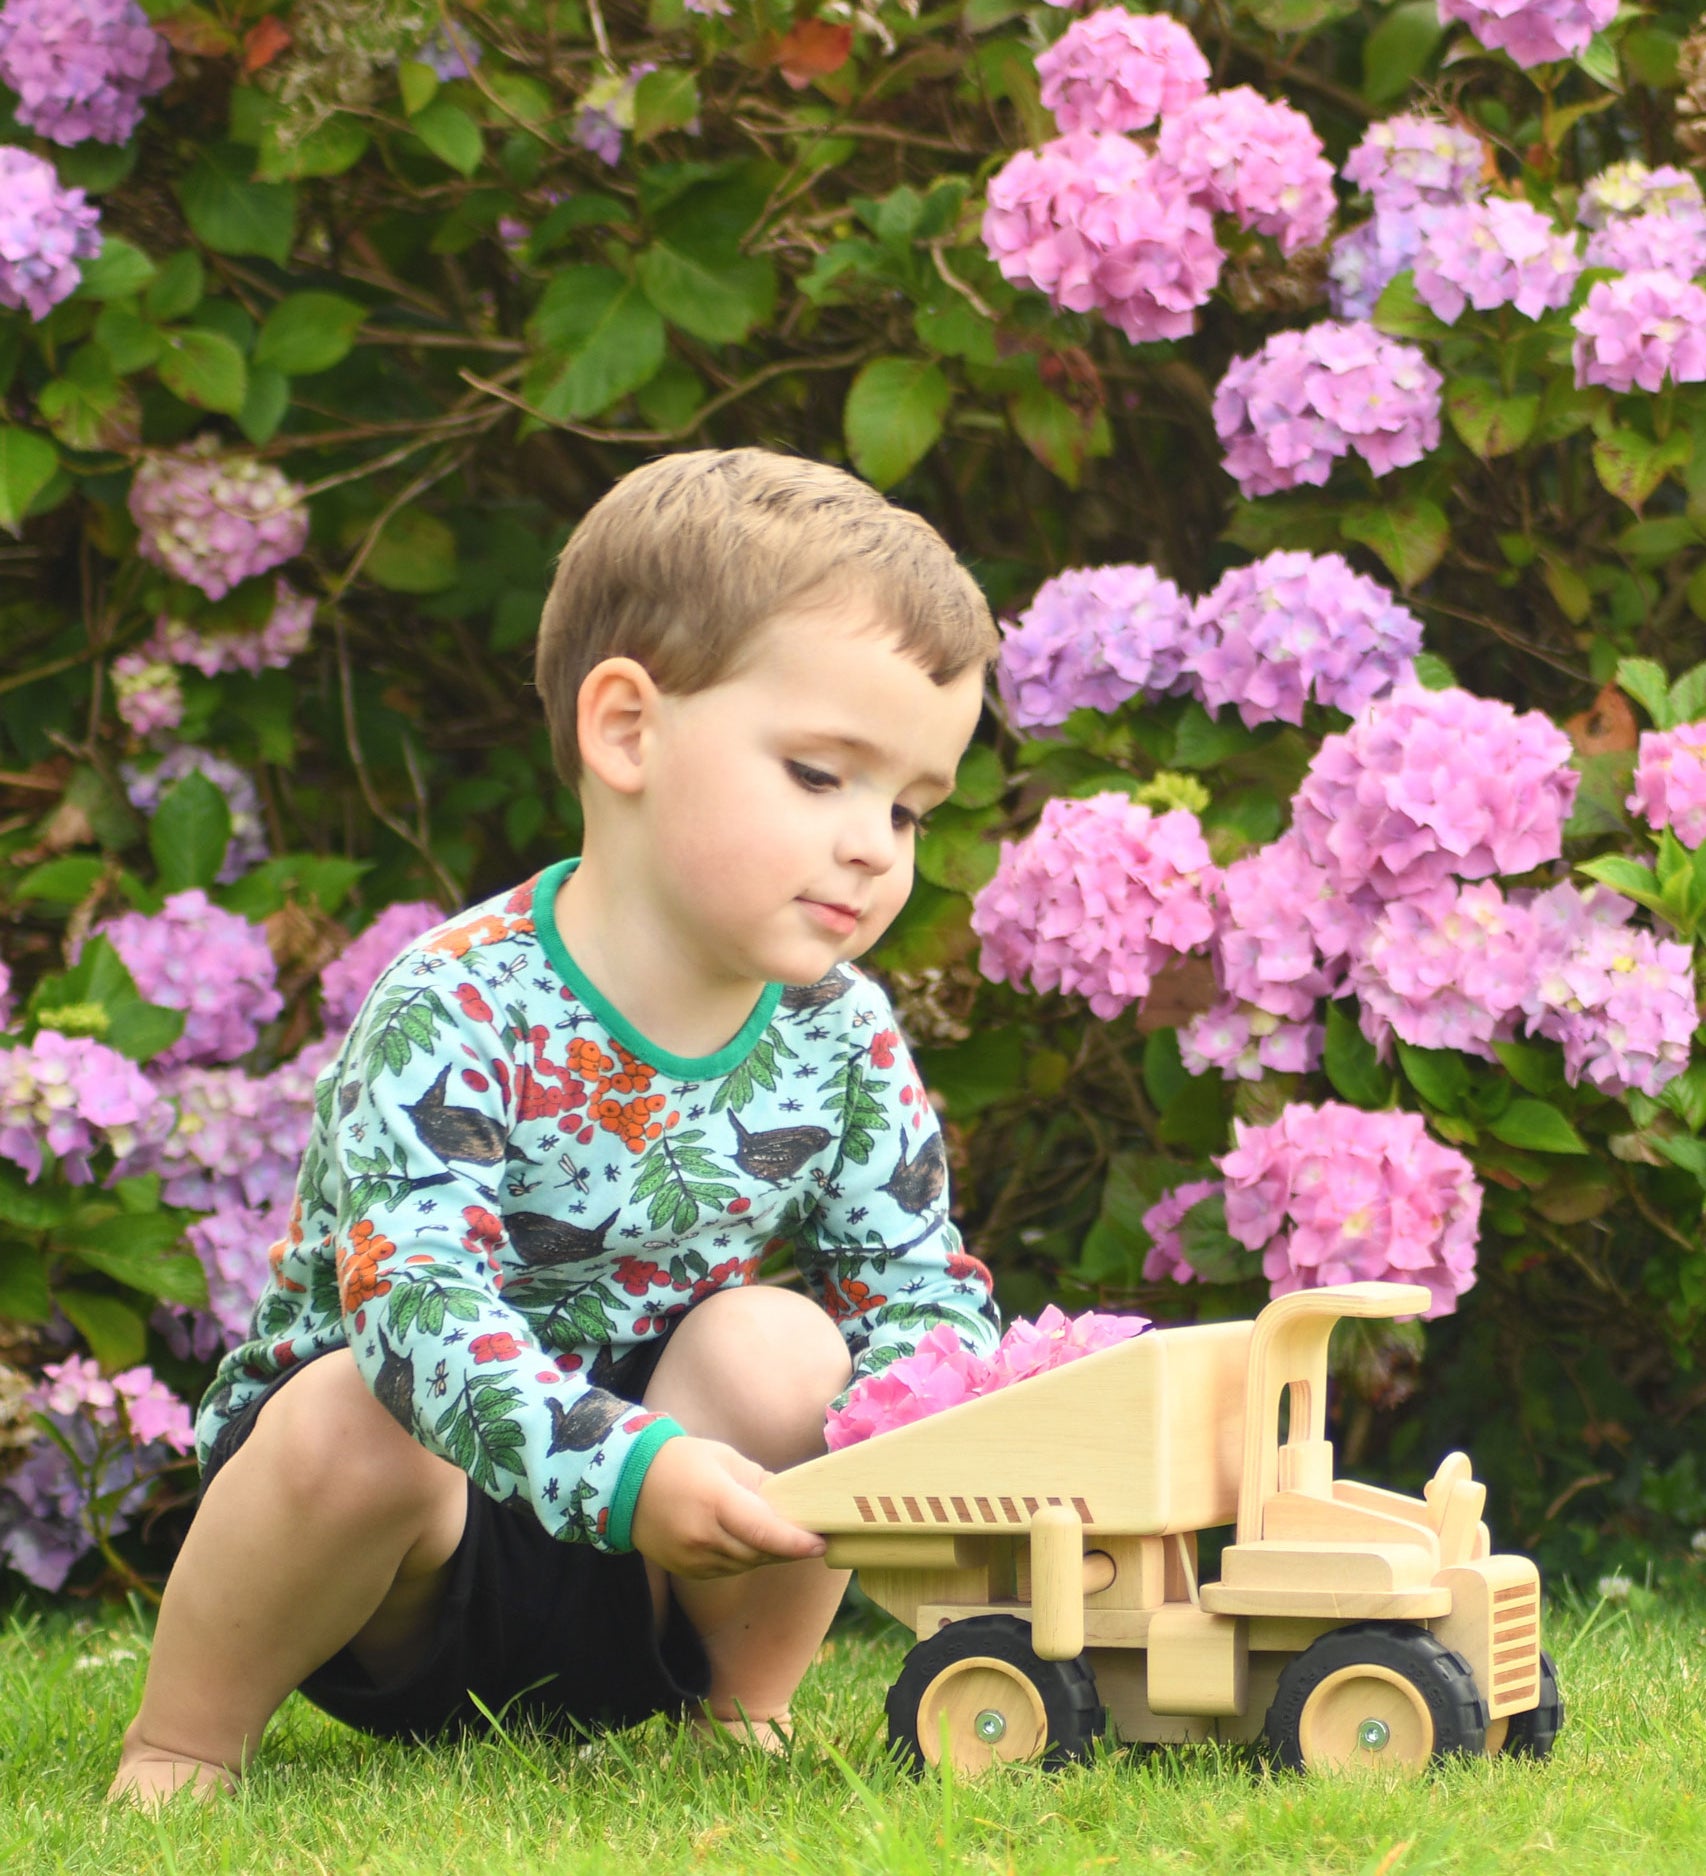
<box><xmin>576</xmin><ymin>657</ymin><xmax>657</xmax><ymax>796</ymax></box>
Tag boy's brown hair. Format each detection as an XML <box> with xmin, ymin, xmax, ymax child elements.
<box><xmin>535</xmin><ymin>448</ymin><xmax>996</xmax><ymax>784</ymax></box>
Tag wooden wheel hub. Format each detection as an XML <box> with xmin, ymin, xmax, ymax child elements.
<box><xmin>1296</xmin><ymin>1663</ymin><xmax>1436</xmax><ymax>1772</ymax></box>
<box><xmin>917</xmin><ymin>1655</ymin><xmax>1049</xmax><ymax>1769</ymax></box>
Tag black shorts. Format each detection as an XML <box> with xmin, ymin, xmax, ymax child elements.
<box><xmin>199</xmin><ymin>1339</ymin><xmax>710</xmax><ymax>1744</ymax></box>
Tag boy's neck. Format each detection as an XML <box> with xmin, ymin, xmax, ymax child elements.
<box><xmin>550</xmin><ymin>858</ymin><xmax>770</xmax><ymax>1061</ymax></box>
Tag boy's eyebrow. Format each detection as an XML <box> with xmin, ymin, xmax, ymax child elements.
<box><xmin>810</xmin><ymin>732</ymin><xmax>956</xmax><ymax>795</ymax></box>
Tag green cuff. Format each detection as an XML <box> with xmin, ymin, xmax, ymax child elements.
<box><xmin>604</xmin><ymin>1416</ymin><xmax>685</xmax><ymax>1553</ymax></box>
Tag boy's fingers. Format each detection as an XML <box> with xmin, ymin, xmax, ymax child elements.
<box><xmin>720</xmin><ymin>1485</ymin><xmax>826</xmax><ymax>1562</ymax></box>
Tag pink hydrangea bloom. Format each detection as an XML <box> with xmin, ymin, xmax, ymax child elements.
<box><xmin>1035</xmin><ymin>9</ymin><xmax>1209</xmax><ymax>136</ymax></box>
<box><xmin>1584</xmin><ymin>213</ymin><xmax>1706</xmax><ymax>279</ymax></box>
<box><xmin>0</xmin><ymin>958</ymin><xmax>11</xmax><ymax>1030</ymax></box>
<box><xmin>320</xmin><ymin>901</ymin><xmax>448</xmax><ymax>1031</ymax></box>
<box><xmin>1219</xmin><ymin>1102</ymin><xmax>1481</xmax><ymax>1319</ymax></box>
<box><xmin>1438</xmin><ymin>0</ymin><xmax>1617</xmax><ymax>69</ymax></box>
<box><xmin>1412</xmin><ymin>198</ymin><xmax>1582</xmax><ymax>324</ymax></box>
<box><xmin>148</xmin><ymin>579</ymin><xmax>316</xmax><ymax>677</ymax></box>
<box><xmin>0</xmin><ymin>0</ymin><xmax>171</xmax><ymax>146</ymax></box>
<box><xmin>972</xmin><ymin>794</ymin><xmax>1218</xmax><ymax>1019</ymax></box>
<box><xmin>0</xmin><ymin>1029</ymin><xmax>173</xmax><ymax>1183</ymax></box>
<box><xmin>128</xmin><ymin>439</ymin><xmax>309</xmax><ymax>601</ymax></box>
<box><xmin>1140</xmin><ymin>1178</ymin><xmax>1221</xmax><ymax>1282</ymax></box>
<box><xmin>1577</xmin><ymin>160</ymin><xmax>1704</xmax><ymax>229</ymax></box>
<box><xmin>1157</xmin><ymin>87</ymin><xmax>1335</xmax><ymax>255</ymax></box>
<box><xmin>1190</xmin><ymin>550</ymin><xmax>1420</xmax><ymax>729</ymax></box>
<box><xmin>996</xmin><ymin>563</ymin><xmax>1194</xmax><ymax>731</ymax></box>
<box><xmin>150</xmin><ymin>1040</ymin><xmax>335</xmax><ymax>1215</ymax></box>
<box><xmin>1351</xmin><ymin>879</ymin><xmax>1538</xmax><ymax>1059</ymax></box>
<box><xmin>1628</xmin><ymin>721</ymin><xmax>1706</xmax><ymax>848</ymax></box>
<box><xmin>990</xmin><ymin>1304</ymin><xmax>1148</xmax><ymax>1384</ymax></box>
<box><xmin>1213</xmin><ymin>321</ymin><xmax>1443</xmax><ymax>497</ymax></box>
<box><xmin>1209</xmin><ymin>832</ymin><xmax>1352</xmax><ymax>1021</ymax></box>
<box><xmin>1291</xmin><ymin>685</ymin><xmax>1578</xmax><ymax>901</ymax></box>
<box><xmin>1180</xmin><ymin>1000</ymin><xmax>1324</xmax><ymax>1080</ymax></box>
<box><xmin>1573</xmin><ymin>271</ymin><xmax>1706</xmax><ymax>394</ymax></box>
<box><xmin>983</xmin><ymin>135</ymin><xmax>1224</xmax><ymax>344</ymax></box>
<box><xmin>111</xmin><ymin>652</ymin><xmax>184</xmax><ymax>738</ymax></box>
<box><xmin>96</xmin><ymin>889</ymin><xmax>282</xmax><ymax>1068</ymax></box>
<box><xmin>1327</xmin><ymin>208</ymin><xmax>1443</xmax><ymax>320</ymax></box>
<box><xmin>122</xmin><ymin>746</ymin><xmax>268</xmax><ymax>881</ymax></box>
<box><xmin>1343</xmin><ymin>115</ymin><xmax>1485</xmax><ymax>212</ymax></box>
<box><xmin>110</xmin><ymin>1364</ymin><xmax>195</xmax><ymax>1450</ymax></box>
<box><xmin>0</xmin><ymin>145</ymin><xmax>101</xmax><ymax>319</ymax></box>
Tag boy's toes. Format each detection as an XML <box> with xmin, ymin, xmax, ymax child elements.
<box><xmin>107</xmin><ymin>1747</ymin><xmax>233</xmax><ymax>1807</ymax></box>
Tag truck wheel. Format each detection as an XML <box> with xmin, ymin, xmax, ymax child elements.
<box><xmin>1483</xmin><ymin>1651</ymin><xmax>1563</xmax><ymax>1758</ymax></box>
<box><xmin>885</xmin><ymin>1614</ymin><xmax>1102</xmax><ymax>1774</ymax></box>
<box><xmin>1264</xmin><ymin>1622</ymin><xmax>1486</xmax><ymax>1775</ymax></box>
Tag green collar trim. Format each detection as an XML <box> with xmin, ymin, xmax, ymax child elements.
<box><xmin>530</xmin><ymin>858</ymin><xmax>784</xmax><ymax>1079</ymax></box>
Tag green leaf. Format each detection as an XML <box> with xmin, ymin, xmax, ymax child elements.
<box><xmin>1540</xmin><ymin>555</ymin><xmax>1592</xmax><ymax>625</ymax></box>
<box><xmin>362</xmin><ymin>506</ymin><xmax>459</xmax><ymax>594</ymax></box>
<box><xmin>144</xmin><ymin>249</ymin><xmax>204</xmax><ymax>323</ymax></box>
<box><xmin>13</xmin><ymin>854</ymin><xmax>105</xmax><ymax>904</ymax></box>
<box><xmin>58</xmin><ymin>1291</ymin><xmax>148</xmax><ymax>1371</ymax></box>
<box><xmin>1362</xmin><ymin>0</ymin><xmax>1444</xmax><ymax>105</ymax></box>
<box><xmin>254</xmin><ymin>114</ymin><xmax>371</xmax><ymax>182</ymax></box>
<box><xmin>0</xmin><ymin>1164</ymin><xmax>74</xmax><ymax>1231</ymax></box>
<box><xmin>1660</xmin><ymin>1060</ymin><xmax>1706</xmax><ymax>1135</ymax></box>
<box><xmin>951</xmin><ymin>743</ymin><xmax>1005</xmax><ymax>810</ymax></box>
<box><xmin>61</xmin><ymin>1211</ymin><xmax>208</xmax><ymax>1306</ymax></box>
<box><xmin>914</xmin><ymin>1028</ymin><xmax>1026</xmax><ymax>1120</ymax></box>
<box><xmin>1412</xmin><ymin>651</ymin><xmax>1456</xmax><ymax>691</ymax></box>
<box><xmin>1593</xmin><ymin>428</ymin><xmax>1693</xmax><ymax>513</ymax></box>
<box><xmin>238</xmin><ymin>363</ymin><xmax>290</xmax><ymax>446</ymax></box>
<box><xmin>1577</xmin><ymin>852</ymin><xmax>1671</xmax><ymax>920</ymax></box>
<box><xmin>397</xmin><ymin>57</ymin><xmax>439</xmax><ymax>116</ymax></box>
<box><xmin>25</xmin><ymin>936</ymin><xmax>185</xmax><ymax>1064</ymax></box>
<box><xmin>1008</xmin><ymin>383</ymin><xmax>1110</xmax><ymax>490</ymax></box>
<box><xmin>149</xmin><ymin>768</ymin><xmax>233</xmax><ymax>892</ymax></box>
<box><xmin>1617</xmin><ymin>656</ymin><xmax>1673</xmax><ymax>729</ymax></box>
<box><xmin>410</xmin><ymin>99</ymin><xmax>485</xmax><ymax>176</ymax></box>
<box><xmin>1492</xmin><ymin>1039</ymin><xmax>1564</xmax><ymax>1097</ymax></box>
<box><xmin>93</xmin><ymin>304</ymin><xmax>163</xmax><ymax>374</ymax></box>
<box><xmin>0</xmin><ymin>1240</ymin><xmax>51</xmax><ymax>1322</ymax></box>
<box><xmin>1396</xmin><ymin>1041</ymin><xmax>1471</xmax><ymax>1115</ymax></box>
<box><xmin>1574</xmin><ymin>30</ymin><xmax>1621</xmax><ymax>91</ymax></box>
<box><xmin>1340</xmin><ymin>497</ymin><xmax>1449</xmax><ymax>589</ymax></box>
<box><xmin>913</xmin><ymin>805</ymin><xmax>1000</xmax><ymax>894</ymax></box>
<box><xmin>1372</xmin><ymin>269</ymin><xmax>1449</xmax><ymax>340</ymax></box>
<box><xmin>1325</xmin><ymin>1001</ymin><xmax>1394</xmax><ymax>1108</ymax></box>
<box><xmin>1486</xmin><ymin>1098</ymin><xmax>1589</xmax><ymax>1155</ymax></box>
<box><xmin>1243</xmin><ymin>0</ymin><xmax>1358</xmax><ymax>28</ymax></box>
<box><xmin>1667</xmin><ymin>661</ymin><xmax>1706</xmax><ymax>729</ymax></box>
<box><xmin>255</xmin><ymin>291</ymin><xmax>366</xmax><ymax>375</ymax></box>
<box><xmin>177</xmin><ymin>143</ymin><xmax>297</xmax><ymax>264</ymax></box>
<box><xmin>1171</xmin><ymin>702</ymin><xmax>1256</xmax><ymax>770</ymax></box>
<box><xmin>0</xmin><ymin>427</ymin><xmax>59</xmax><ymax>534</ymax></box>
<box><xmin>158</xmin><ymin>327</ymin><xmax>249</xmax><ymax>415</ymax></box>
<box><xmin>844</xmin><ymin>357</ymin><xmax>952</xmax><ymax>490</ymax></box>
<box><xmin>1655</xmin><ymin>1134</ymin><xmax>1706</xmax><ymax>1188</ymax></box>
<box><xmin>1447</xmin><ymin>379</ymin><xmax>1540</xmax><ymax>460</ymax></box>
<box><xmin>636</xmin><ymin>242</ymin><xmax>776</xmax><ymax>346</ymax></box>
<box><xmin>633</xmin><ymin>69</ymin><xmax>700</xmax><ymax>143</ymax></box>
<box><xmin>74</xmin><ymin>234</ymin><xmax>156</xmax><ymax>302</ymax></box>
<box><xmin>526</xmin><ymin>268</ymin><xmax>665</xmax><ymax>422</ymax></box>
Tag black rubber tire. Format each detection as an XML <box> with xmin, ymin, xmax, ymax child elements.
<box><xmin>1264</xmin><ymin>1620</ymin><xmax>1487</xmax><ymax>1774</ymax></box>
<box><xmin>1498</xmin><ymin>1650</ymin><xmax>1564</xmax><ymax>1759</ymax></box>
<box><xmin>885</xmin><ymin>1614</ymin><xmax>1103</xmax><ymax>1774</ymax></box>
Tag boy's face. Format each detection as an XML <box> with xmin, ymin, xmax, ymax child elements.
<box><xmin>629</xmin><ymin>598</ymin><xmax>985</xmax><ymax>990</ymax></box>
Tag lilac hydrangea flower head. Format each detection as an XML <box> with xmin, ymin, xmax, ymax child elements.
<box><xmin>1140</xmin><ymin>1178</ymin><xmax>1222</xmax><ymax>1283</ymax></box>
<box><xmin>149</xmin><ymin>579</ymin><xmax>316</xmax><ymax>677</ymax></box>
<box><xmin>1584</xmin><ymin>213</ymin><xmax>1706</xmax><ymax>279</ymax></box>
<box><xmin>1035</xmin><ymin>9</ymin><xmax>1210</xmax><ymax>136</ymax></box>
<box><xmin>571</xmin><ymin>63</ymin><xmax>655</xmax><ymax>167</ymax></box>
<box><xmin>1628</xmin><ymin>721</ymin><xmax>1706</xmax><ymax>848</ymax></box>
<box><xmin>156</xmin><ymin>1201</ymin><xmax>287</xmax><ymax>1359</ymax></box>
<box><xmin>320</xmin><ymin>900</ymin><xmax>447</xmax><ymax>1031</ymax></box>
<box><xmin>1218</xmin><ymin>1101</ymin><xmax>1481</xmax><ymax>1318</ymax></box>
<box><xmin>1578</xmin><ymin>161</ymin><xmax>1705</xmax><ymax>230</ymax></box>
<box><xmin>1179</xmin><ymin>1000</ymin><xmax>1324</xmax><ymax>1080</ymax></box>
<box><xmin>1351</xmin><ymin>879</ymin><xmax>1538</xmax><ymax>1059</ymax></box>
<box><xmin>1156</xmin><ymin>87</ymin><xmax>1335</xmax><ymax>256</ymax></box>
<box><xmin>111</xmin><ymin>652</ymin><xmax>184</xmax><ymax>739</ymax></box>
<box><xmin>1213</xmin><ymin>320</ymin><xmax>1443</xmax><ymax>498</ymax></box>
<box><xmin>0</xmin><ymin>1029</ymin><xmax>173</xmax><ymax>1183</ymax></box>
<box><xmin>1573</xmin><ymin>271</ymin><xmax>1706</xmax><ymax>394</ymax></box>
<box><xmin>122</xmin><ymin>746</ymin><xmax>268</xmax><ymax>880</ymax></box>
<box><xmin>1327</xmin><ymin>208</ymin><xmax>1443</xmax><ymax>320</ymax></box>
<box><xmin>1412</xmin><ymin>198</ymin><xmax>1583</xmax><ymax>324</ymax></box>
<box><xmin>95</xmin><ymin>890</ymin><xmax>283</xmax><ymax>1067</ymax></box>
<box><xmin>1342</xmin><ymin>115</ymin><xmax>1485</xmax><ymax>212</ymax></box>
<box><xmin>1210</xmin><ymin>831</ymin><xmax>1352</xmax><ymax>1021</ymax></box>
<box><xmin>1291</xmin><ymin>684</ymin><xmax>1579</xmax><ymax>900</ymax></box>
<box><xmin>1438</xmin><ymin>0</ymin><xmax>1617</xmax><ymax>69</ymax></box>
<box><xmin>128</xmin><ymin>440</ymin><xmax>309</xmax><ymax>601</ymax></box>
<box><xmin>0</xmin><ymin>146</ymin><xmax>101</xmax><ymax>319</ymax></box>
<box><xmin>971</xmin><ymin>793</ymin><xmax>1219</xmax><ymax>1018</ymax></box>
<box><xmin>0</xmin><ymin>957</ymin><xmax>11</xmax><ymax>1030</ymax></box>
<box><xmin>1190</xmin><ymin>550</ymin><xmax>1421</xmax><ymax>729</ymax></box>
<box><xmin>151</xmin><ymin>1043</ymin><xmax>335</xmax><ymax>1215</ymax></box>
<box><xmin>996</xmin><ymin>563</ymin><xmax>1195</xmax><ymax>731</ymax></box>
<box><xmin>0</xmin><ymin>0</ymin><xmax>171</xmax><ymax>146</ymax></box>
<box><xmin>415</xmin><ymin>26</ymin><xmax>480</xmax><ymax>81</ymax></box>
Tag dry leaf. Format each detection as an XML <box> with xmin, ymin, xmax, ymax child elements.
<box><xmin>1563</xmin><ymin>683</ymin><xmax>1638</xmax><ymax>756</ymax></box>
<box><xmin>243</xmin><ymin>16</ymin><xmax>293</xmax><ymax>74</ymax></box>
<box><xmin>773</xmin><ymin>21</ymin><xmax>853</xmax><ymax>90</ymax></box>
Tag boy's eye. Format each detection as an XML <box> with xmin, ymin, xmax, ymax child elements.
<box><xmin>786</xmin><ymin>761</ymin><xmax>839</xmax><ymax>792</ymax></box>
<box><xmin>892</xmin><ymin>805</ymin><xmax>928</xmax><ymax>836</ymax></box>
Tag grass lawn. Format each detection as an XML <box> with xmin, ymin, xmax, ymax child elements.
<box><xmin>3</xmin><ymin>1585</ymin><xmax>1702</xmax><ymax>1876</ymax></box>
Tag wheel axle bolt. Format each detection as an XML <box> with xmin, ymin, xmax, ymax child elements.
<box><xmin>1358</xmin><ymin>1718</ymin><xmax>1390</xmax><ymax>1751</ymax></box>
<box><xmin>975</xmin><ymin>1709</ymin><xmax>1007</xmax><ymax>1743</ymax></box>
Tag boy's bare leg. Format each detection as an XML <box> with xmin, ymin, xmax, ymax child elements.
<box><xmin>640</xmin><ymin>1285</ymin><xmax>853</xmax><ymax>1746</ymax></box>
<box><xmin>108</xmin><ymin>1351</ymin><xmax>468</xmax><ymax>1804</ymax></box>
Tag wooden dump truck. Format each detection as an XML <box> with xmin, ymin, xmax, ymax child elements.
<box><xmin>763</xmin><ymin>1281</ymin><xmax>1561</xmax><ymax>1775</ymax></box>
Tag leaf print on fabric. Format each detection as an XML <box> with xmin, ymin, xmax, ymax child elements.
<box><xmin>434</xmin><ymin>1374</ymin><xmax>527</xmax><ymax>1492</ymax></box>
<box><xmin>505</xmin><ymin>1268</ymin><xmax>624</xmax><ymax>1348</ymax></box>
<box><xmin>817</xmin><ymin>1041</ymin><xmax>891</xmax><ymax>1172</ymax></box>
<box><xmin>632</xmin><ymin>1128</ymin><xmax>740</xmax><ymax>1235</ymax></box>
<box><xmin>385</xmin><ymin>1266</ymin><xmax>484</xmax><ymax>1339</ymax></box>
<box><xmin>342</xmin><ymin>1142</ymin><xmax>427</xmax><ymax>1216</ymax></box>
<box><xmin>709</xmin><ymin>1026</ymin><xmax>797</xmax><ymax>1113</ymax></box>
<box><xmin>363</xmin><ymin>986</ymin><xmax>455</xmax><ymax>1079</ymax></box>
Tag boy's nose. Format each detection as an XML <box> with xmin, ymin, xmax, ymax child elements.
<box><xmin>836</xmin><ymin>800</ymin><xmax>898</xmax><ymax>873</ymax></box>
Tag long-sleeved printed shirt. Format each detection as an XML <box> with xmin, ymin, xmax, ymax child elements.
<box><xmin>198</xmin><ymin>860</ymin><xmax>1000</xmax><ymax>1552</ymax></box>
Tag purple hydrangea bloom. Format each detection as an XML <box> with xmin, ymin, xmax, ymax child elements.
<box><xmin>1438</xmin><ymin>0</ymin><xmax>1617</xmax><ymax>69</ymax></box>
<box><xmin>1190</xmin><ymin>550</ymin><xmax>1421</xmax><ymax>729</ymax></box>
<box><xmin>0</xmin><ymin>145</ymin><xmax>101</xmax><ymax>319</ymax></box>
<box><xmin>128</xmin><ymin>439</ymin><xmax>309</xmax><ymax>602</ymax></box>
<box><xmin>1156</xmin><ymin>87</ymin><xmax>1335</xmax><ymax>256</ymax></box>
<box><xmin>1209</xmin><ymin>831</ymin><xmax>1353</xmax><ymax>1022</ymax></box>
<box><xmin>155</xmin><ymin>1201</ymin><xmax>288</xmax><ymax>1359</ymax></box>
<box><xmin>1351</xmin><ymin>879</ymin><xmax>1538</xmax><ymax>1059</ymax></box>
<box><xmin>0</xmin><ymin>957</ymin><xmax>11</xmax><ymax>1030</ymax></box>
<box><xmin>1342</xmin><ymin>115</ymin><xmax>1486</xmax><ymax>213</ymax></box>
<box><xmin>1578</xmin><ymin>160</ymin><xmax>1705</xmax><ymax>229</ymax></box>
<box><xmin>1180</xmin><ymin>1000</ymin><xmax>1324</xmax><ymax>1081</ymax></box>
<box><xmin>1036</xmin><ymin>9</ymin><xmax>1210</xmax><ymax>136</ymax></box>
<box><xmin>983</xmin><ymin>135</ymin><xmax>1224</xmax><ymax>344</ymax></box>
<box><xmin>971</xmin><ymin>793</ymin><xmax>1219</xmax><ymax>1018</ymax></box>
<box><xmin>1584</xmin><ymin>212</ymin><xmax>1706</xmax><ymax>279</ymax></box>
<box><xmin>1628</xmin><ymin>721</ymin><xmax>1706</xmax><ymax>848</ymax></box>
<box><xmin>0</xmin><ymin>1029</ymin><xmax>173</xmax><ymax>1183</ymax></box>
<box><xmin>415</xmin><ymin>27</ymin><xmax>480</xmax><ymax>81</ymax></box>
<box><xmin>1218</xmin><ymin>1101</ymin><xmax>1481</xmax><ymax>1319</ymax></box>
<box><xmin>996</xmin><ymin>563</ymin><xmax>1194</xmax><ymax>731</ymax></box>
<box><xmin>1573</xmin><ymin>270</ymin><xmax>1706</xmax><ymax>393</ymax></box>
<box><xmin>148</xmin><ymin>579</ymin><xmax>315</xmax><ymax>677</ymax></box>
<box><xmin>1140</xmin><ymin>1177</ymin><xmax>1222</xmax><ymax>1283</ymax></box>
<box><xmin>95</xmin><ymin>890</ymin><xmax>282</xmax><ymax>1068</ymax></box>
<box><xmin>1213</xmin><ymin>320</ymin><xmax>1443</xmax><ymax>497</ymax></box>
<box><xmin>1327</xmin><ymin>208</ymin><xmax>1443</xmax><ymax>320</ymax></box>
<box><xmin>320</xmin><ymin>901</ymin><xmax>447</xmax><ymax>1031</ymax></box>
<box><xmin>121</xmin><ymin>746</ymin><xmax>268</xmax><ymax>880</ymax></box>
<box><xmin>1411</xmin><ymin>198</ymin><xmax>1583</xmax><ymax>324</ymax></box>
<box><xmin>110</xmin><ymin>652</ymin><xmax>184</xmax><ymax>739</ymax></box>
<box><xmin>571</xmin><ymin>63</ymin><xmax>655</xmax><ymax>168</ymax></box>
<box><xmin>0</xmin><ymin>0</ymin><xmax>171</xmax><ymax>146</ymax></box>
<box><xmin>1292</xmin><ymin>685</ymin><xmax>1579</xmax><ymax>901</ymax></box>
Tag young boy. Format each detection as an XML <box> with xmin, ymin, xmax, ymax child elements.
<box><xmin>110</xmin><ymin>448</ymin><xmax>1003</xmax><ymax>1801</ymax></box>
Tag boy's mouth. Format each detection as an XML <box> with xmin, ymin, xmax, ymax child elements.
<box><xmin>800</xmin><ymin>898</ymin><xmax>860</xmax><ymax>936</ymax></box>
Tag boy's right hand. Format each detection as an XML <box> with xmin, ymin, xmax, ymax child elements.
<box><xmin>629</xmin><ymin>1435</ymin><xmax>828</xmax><ymax>1579</ymax></box>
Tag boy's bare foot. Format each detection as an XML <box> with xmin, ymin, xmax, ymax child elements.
<box><xmin>107</xmin><ymin>1732</ymin><xmax>234</xmax><ymax>1807</ymax></box>
<box><xmin>688</xmin><ymin>1703</ymin><xmax>792</xmax><ymax>1754</ymax></box>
